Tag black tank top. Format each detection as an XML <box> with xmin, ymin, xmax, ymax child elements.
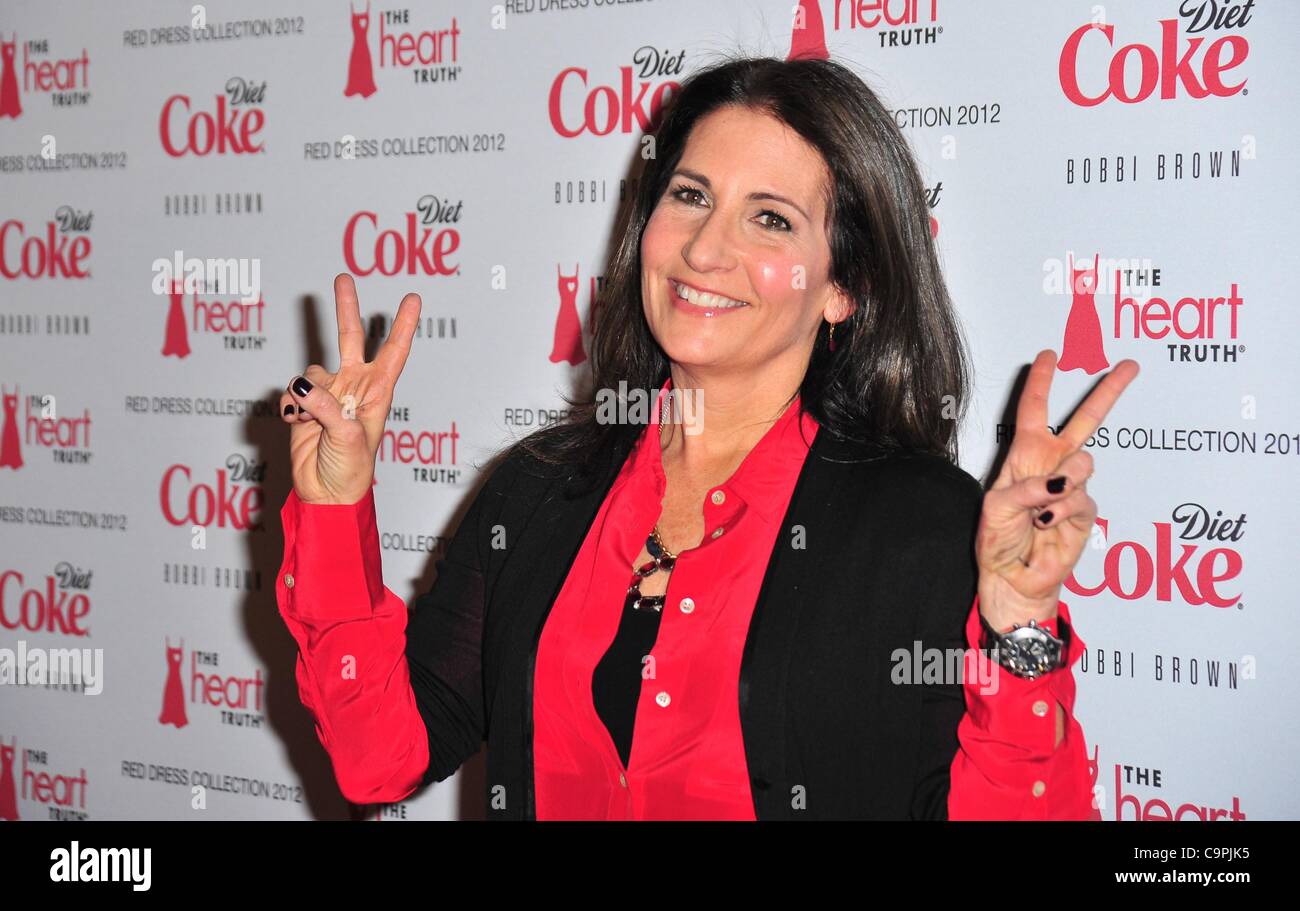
<box><xmin>591</xmin><ymin>587</ymin><xmax>664</xmax><ymax>767</ymax></box>
<box><xmin>591</xmin><ymin>532</ymin><xmax>672</xmax><ymax>767</ymax></box>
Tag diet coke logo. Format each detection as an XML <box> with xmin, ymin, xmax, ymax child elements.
<box><xmin>1069</xmin><ymin>503</ymin><xmax>1244</xmax><ymax>608</ymax></box>
<box><xmin>160</xmin><ymin>77</ymin><xmax>267</xmax><ymax>157</ymax></box>
<box><xmin>159</xmin><ymin>455</ymin><xmax>266</xmax><ymax>531</ymax></box>
<box><xmin>0</xmin><ymin>565</ymin><xmax>93</xmax><ymax>637</ymax></box>
<box><xmin>342</xmin><ymin>194</ymin><xmax>461</xmax><ymax>276</ymax></box>
<box><xmin>548</xmin><ymin>47</ymin><xmax>683</xmax><ymax>138</ymax></box>
<box><xmin>1059</xmin><ymin>1</ymin><xmax>1253</xmax><ymax>106</ymax></box>
<box><xmin>0</xmin><ymin>207</ymin><xmax>93</xmax><ymax>280</ymax></box>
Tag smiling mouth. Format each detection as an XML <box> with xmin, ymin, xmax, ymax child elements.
<box><xmin>670</xmin><ymin>279</ymin><xmax>751</xmax><ymax>310</ymax></box>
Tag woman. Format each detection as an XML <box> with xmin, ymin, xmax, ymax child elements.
<box><xmin>275</xmin><ymin>56</ymin><xmax>1137</xmax><ymax>820</ymax></box>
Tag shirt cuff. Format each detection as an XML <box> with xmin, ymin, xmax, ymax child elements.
<box><xmin>278</xmin><ymin>487</ymin><xmax>386</xmax><ymax>622</ymax></box>
<box><xmin>963</xmin><ymin>593</ymin><xmax>1085</xmax><ymax>755</ymax></box>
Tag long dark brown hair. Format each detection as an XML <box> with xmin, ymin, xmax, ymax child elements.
<box><xmin>514</xmin><ymin>53</ymin><xmax>971</xmax><ymax>481</ymax></box>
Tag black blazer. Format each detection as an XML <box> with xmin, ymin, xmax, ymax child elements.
<box><xmin>402</xmin><ymin>417</ymin><xmax>985</xmax><ymax>820</ymax></box>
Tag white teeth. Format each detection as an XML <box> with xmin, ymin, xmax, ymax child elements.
<box><xmin>673</xmin><ymin>280</ymin><xmax>748</xmax><ymax>310</ymax></box>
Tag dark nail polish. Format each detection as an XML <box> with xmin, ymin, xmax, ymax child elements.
<box><xmin>283</xmin><ymin>403</ymin><xmax>295</xmax><ymax>416</ymax></box>
<box><xmin>1037</xmin><ymin>510</ymin><xmax>1054</xmax><ymax>525</ymax></box>
<box><xmin>291</xmin><ymin>376</ymin><xmax>313</xmax><ymax>397</ymax></box>
<box><xmin>1047</xmin><ymin>475</ymin><xmax>1066</xmax><ymax>494</ymax></box>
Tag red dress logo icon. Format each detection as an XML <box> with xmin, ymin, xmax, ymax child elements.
<box><xmin>1058</xmin><ymin>252</ymin><xmax>1110</xmax><ymax>375</ymax></box>
<box><xmin>159</xmin><ymin>638</ymin><xmax>189</xmax><ymax>728</ymax></box>
<box><xmin>1087</xmin><ymin>743</ymin><xmax>1102</xmax><ymax>813</ymax></box>
<box><xmin>550</xmin><ymin>263</ymin><xmax>587</xmax><ymax>366</ymax></box>
<box><xmin>0</xmin><ymin>385</ymin><xmax>23</xmax><ymax>470</ymax></box>
<box><xmin>0</xmin><ymin>737</ymin><xmax>18</xmax><ymax>820</ymax></box>
<box><xmin>162</xmin><ymin>279</ymin><xmax>192</xmax><ymax>359</ymax></box>
<box><xmin>788</xmin><ymin>0</ymin><xmax>830</xmax><ymax>60</ymax></box>
<box><xmin>344</xmin><ymin>1</ymin><xmax>377</xmax><ymax>98</ymax></box>
<box><xmin>0</xmin><ymin>34</ymin><xmax>21</xmax><ymax>119</ymax></box>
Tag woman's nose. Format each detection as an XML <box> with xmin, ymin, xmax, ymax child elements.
<box><xmin>681</xmin><ymin>214</ymin><xmax>738</xmax><ymax>273</ymax></box>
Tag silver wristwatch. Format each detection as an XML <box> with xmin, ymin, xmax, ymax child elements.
<box><xmin>978</xmin><ymin>613</ymin><xmax>1070</xmax><ymax>680</ymax></box>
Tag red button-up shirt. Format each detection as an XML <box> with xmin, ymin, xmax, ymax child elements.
<box><xmin>531</xmin><ymin>382</ymin><xmax>818</xmax><ymax>819</ymax></box>
<box><xmin>276</xmin><ymin>385</ymin><xmax>1100</xmax><ymax>820</ymax></box>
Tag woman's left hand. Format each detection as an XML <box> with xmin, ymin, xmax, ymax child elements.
<box><xmin>975</xmin><ymin>348</ymin><xmax>1140</xmax><ymax>631</ymax></box>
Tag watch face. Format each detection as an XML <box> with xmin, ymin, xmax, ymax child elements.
<box><xmin>1001</xmin><ymin>629</ymin><xmax>1064</xmax><ymax>678</ymax></box>
<box><xmin>981</xmin><ymin>617</ymin><xmax>1067</xmax><ymax>678</ymax></box>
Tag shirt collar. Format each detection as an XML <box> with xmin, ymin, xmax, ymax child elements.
<box><xmin>625</xmin><ymin>375</ymin><xmax>819</xmax><ymax>527</ymax></box>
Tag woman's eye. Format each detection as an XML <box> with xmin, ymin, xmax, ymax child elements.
<box><xmin>758</xmin><ymin>211</ymin><xmax>793</xmax><ymax>232</ymax></box>
<box><xmin>671</xmin><ymin>185</ymin><xmax>705</xmax><ymax>205</ymax></box>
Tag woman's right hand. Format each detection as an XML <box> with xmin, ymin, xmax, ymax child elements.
<box><xmin>280</xmin><ymin>273</ymin><xmax>421</xmax><ymax>505</ymax></box>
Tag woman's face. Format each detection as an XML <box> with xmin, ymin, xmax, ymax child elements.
<box><xmin>641</xmin><ymin>105</ymin><xmax>853</xmax><ymax>379</ymax></box>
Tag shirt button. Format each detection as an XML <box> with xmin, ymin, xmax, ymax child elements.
<box><xmin>1032</xmin><ymin>700</ymin><xmax>1049</xmax><ymax>717</ymax></box>
<box><xmin>1032</xmin><ymin>780</ymin><xmax>1046</xmax><ymax>797</ymax></box>
<box><xmin>619</xmin><ymin>772</ymin><xmax>627</xmax><ymax>788</ymax></box>
<box><xmin>655</xmin><ymin>691</ymin><xmax>671</xmax><ymax>707</ymax></box>
<box><xmin>710</xmin><ymin>489</ymin><xmax>726</xmax><ymax>505</ymax></box>
<box><xmin>679</xmin><ymin>597</ymin><xmax>695</xmax><ymax>614</ymax></box>
<box><xmin>711</xmin><ymin>527</ymin><xmax>724</xmax><ymax>539</ymax></box>
<box><xmin>283</xmin><ymin>573</ymin><xmax>294</xmax><ymax>589</ymax></box>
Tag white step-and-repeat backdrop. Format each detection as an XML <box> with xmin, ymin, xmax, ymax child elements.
<box><xmin>1</xmin><ymin>0</ymin><xmax>1295</xmax><ymax>820</ymax></box>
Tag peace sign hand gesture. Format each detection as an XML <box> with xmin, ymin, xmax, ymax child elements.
<box><xmin>279</xmin><ymin>273</ymin><xmax>422</xmax><ymax>506</ymax></box>
<box><xmin>975</xmin><ymin>349</ymin><xmax>1140</xmax><ymax>631</ymax></box>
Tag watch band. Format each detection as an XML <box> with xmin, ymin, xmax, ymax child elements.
<box><xmin>979</xmin><ymin>611</ymin><xmax>1071</xmax><ymax>680</ymax></box>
